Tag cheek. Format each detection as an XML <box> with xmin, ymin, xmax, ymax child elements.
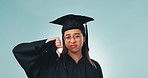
<box><xmin>78</xmin><ymin>39</ymin><xmax>84</xmax><ymax>48</ymax></box>
<box><xmin>65</xmin><ymin>42</ymin><xmax>69</xmax><ymax>48</ymax></box>
<box><xmin>81</xmin><ymin>37</ymin><xmax>85</xmax><ymax>44</ymax></box>
<box><xmin>80</xmin><ymin>40</ymin><xmax>84</xmax><ymax>47</ymax></box>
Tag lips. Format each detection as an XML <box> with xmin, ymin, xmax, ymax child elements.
<box><xmin>70</xmin><ymin>45</ymin><xmax>77</xmax><ymax>49</ymax></box>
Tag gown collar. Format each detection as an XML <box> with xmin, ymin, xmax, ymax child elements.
<box><xmin>65</xmin><ymin>54</ymin><xmax>90</xmax><ymax>64</ymax></box>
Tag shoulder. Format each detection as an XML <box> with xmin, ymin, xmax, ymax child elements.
<box><xmin>91</xmin><ymin>59</ymin><xmax>102</xmax><ymax>69</ymax></box>
<box><xmin>91</xmin><ymin>59</ymin><xmax>103</xmax><ymax>78</ymax></box>
<box><xmin>91</xmin><ymin>59</ymin><xmax>100</xmax><ymax>66</ymax></box>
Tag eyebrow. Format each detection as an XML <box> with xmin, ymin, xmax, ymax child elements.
<box><xmin>65</xmin><ymin>33</ymin><xmax>81</xmax><ymax>36</ymax></box>
<box><xmin>74</xmin><ymin>33</ymin><xmax>81</xmax><ymax>35</ymax></box>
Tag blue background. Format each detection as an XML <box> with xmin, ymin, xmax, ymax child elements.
<box><xmin>0</xmin><ymin>0</ymin><xmax>148</xmax><ymax>78</ymax></box>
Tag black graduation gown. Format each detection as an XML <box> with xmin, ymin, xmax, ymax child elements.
<box><xmin>13</xmin><ymin>40</ymin><xmax>103</xmax><ymax>78</ymax></box>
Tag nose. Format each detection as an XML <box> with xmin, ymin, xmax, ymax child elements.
<box><xmin>70</xmin><ymin>37</ymin><xmax>76</xmax><ymax>43</ymax></box>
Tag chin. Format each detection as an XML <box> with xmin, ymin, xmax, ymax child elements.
<box><xmin>69</xmin><ymin>49</ymin><xmax>81</xmax><ymax>53</ymax></box>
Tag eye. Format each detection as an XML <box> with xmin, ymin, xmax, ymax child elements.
<box><xmin>64</xmin><ymin>36</ymin><xmax>71</xmax><ymax>40</ymax></box>
<box><xmin>74</xmin><ymin>35</ymin><xmax>81</xmax><ymax>39</ymax></box>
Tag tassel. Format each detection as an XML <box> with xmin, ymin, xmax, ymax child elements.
<box><xmin>85</xmin><ymin>23</ymin><xmax>89</xmax><ymax>51</ymax></box>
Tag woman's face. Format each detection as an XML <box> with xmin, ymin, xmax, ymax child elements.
<box><xmin>64</xmin><ymin>29</ymin><xmax>85</xmax><ymax>53</ymax></box>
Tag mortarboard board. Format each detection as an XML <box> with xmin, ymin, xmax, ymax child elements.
<box><xmin>50</xmin><ymin>14</ymin><xmax>94</xmax><ymax>51</ymax></box>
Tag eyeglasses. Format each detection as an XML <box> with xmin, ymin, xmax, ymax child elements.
<box><xmin>63</xmin><ymin>34</ymin><xmax>82</xmax><ymax>42</ymax></box>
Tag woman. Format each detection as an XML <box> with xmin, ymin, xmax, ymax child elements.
<box><xmin>13</xmin><ymin>14</ymin><xmax>103</xmax><ymax>78</ymax></box>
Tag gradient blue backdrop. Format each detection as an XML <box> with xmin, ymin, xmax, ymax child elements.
<box><xmin>0</xmin><ymin>0</ymin><xmax>148</xmax><ymax>78</ymax></box>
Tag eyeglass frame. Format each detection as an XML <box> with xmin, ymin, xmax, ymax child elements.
<box><xmin>63</xmin><ymin>34</ymin><xmax>84</xmax><ymax>42</ymax></box>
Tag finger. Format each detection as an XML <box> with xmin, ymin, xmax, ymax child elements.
<box><xmin>55</xmin><ymin>37</ymin><xmax>61</xmax><ymax>43</ymax></box>
<box><xmin>55</xmin><ymin>37</ymin><xmax>63</xmax><ymax>48</ymax></box>
<box><xmin>56</xmin><ymin>42</ymin><xmax>63</xmax><ymax>48</ymax></box>
<box><xmin>56</xmin><ymin>50</ymin><xmax>61</xmax><ymax>58</ymax></box>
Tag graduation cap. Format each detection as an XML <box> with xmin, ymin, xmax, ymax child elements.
<box><xmin>50</xmin><ymin>14</ymin><xmax>94</xmax><ymax>51</ymax></box>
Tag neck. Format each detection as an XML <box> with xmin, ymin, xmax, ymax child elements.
<box><xmin>68</xmin><ymin>51</ymin><xmax>82</xmax><ymax>63</ymax></box>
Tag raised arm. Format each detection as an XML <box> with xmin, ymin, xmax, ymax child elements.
<box><xmin>13</xmin><ymin>39</ymin><xmax>58</xmax><ymax>77</ymax></box>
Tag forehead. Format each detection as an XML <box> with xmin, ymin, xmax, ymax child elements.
<box><xmin>64</xmin><ymin>29</ymin><xmax>82</xmax><ymax>35</ymax></box>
